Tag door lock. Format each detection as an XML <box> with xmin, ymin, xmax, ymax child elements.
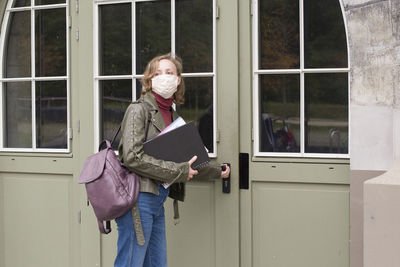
<box><xmin>222</xmin><ymin>163</ymin><xmax>231</xmax><ymax>193</ymax></box>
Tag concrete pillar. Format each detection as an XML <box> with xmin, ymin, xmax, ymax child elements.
<box><xmin>364</xmin><ymin>158</ymin><xmax>400</xmax><ymax>267</ymax></box>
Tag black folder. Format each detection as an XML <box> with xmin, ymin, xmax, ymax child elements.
<box><xmin>143</xmin><ymin>121</ymin><xmax>210</xmax><ymax>169</ymax></box>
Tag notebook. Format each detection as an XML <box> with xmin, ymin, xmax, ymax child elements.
<box><xmin>143</xmin><ymin>121</ymin><xmax>210</xmax><ymax>170</ymax></box>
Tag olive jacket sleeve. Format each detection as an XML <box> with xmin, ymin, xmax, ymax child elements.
<box><xmin>118</xmin><ymin>102</ymin><xmax>190</xmax><ymax>185</ymax></box>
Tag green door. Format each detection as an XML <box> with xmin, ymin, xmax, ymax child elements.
<box><xmin>79</xmin><ymin>1</ymin><xmax>240</xmax><ymax>266</ymax></box>
<box><xmin>239</xmin><ymin>0</ymin><xmax>350</xmax><ymax>266</ymax></box>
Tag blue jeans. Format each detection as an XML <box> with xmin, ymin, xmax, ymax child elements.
<box><xmin>114</xmin><ymin>185</ymin><xmax>170</xmax><ymax>267</ymax></box>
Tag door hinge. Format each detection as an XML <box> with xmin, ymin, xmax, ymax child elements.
<box><xmin>68</xmin><ymin>16</ymin><xmax>72</xmax><ymax>29</ymax></box>
<box><xmin>75</xmin><ymin>28</ymin><xmax>79</xmax><ymax>41</ymax></box>
<box><xmin>216</xmin><ymin>130</ymin><xmax>221</xmax><ymax>143</ymax></box>
<box><xmin>216</xmin><ymin>5</ymin><xmax>220</xmax><ymax>20</ymax></box>
<box><xmin>250</xmin><ymin>0</ymin><xmax>255</xmax><ymax>16</ymax></box>
<box><xmin>75</xmin><ymin>0</ymin><xmax>79</xmax><ymax>13</ymax></box>
<box><xmin>251</xmin><ymin>128</ymin><xmax>254</xmax><ymax>141</ymax></box>
<box><xmin>77</xmin><ymin>210</ymin><xmax>81</xmax><ymax>224</ymax></box>
<box><xmin>77</xmin><ymin>120</ymin><xmax>80</xmax><ymax>133</ymax></box>
<box><xmin>68</xmin><ymin>128</ymin><xmax>73</xmax><ymax>140</ymax></box>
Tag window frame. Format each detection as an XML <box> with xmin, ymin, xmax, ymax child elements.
<box><xmin>252</xmin><ymin>0</ymin><xmax>351</xmax><ymax>158</ymax></box>
<box><xmin>93</xmin><ymin>0</ymin><xmax>217</xmax><ymax>157</ymax></box>
<box><xmin>0</xmin><ymin>0</ymin><xmax>71</xmax><ymax>153</ymax></box>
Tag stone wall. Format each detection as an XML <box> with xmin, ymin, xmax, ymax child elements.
<box><xmin>346</xmin><ymin>0</ymin><xmax>400</xmax><ymax>170</ymax></box>
<box><xmin>344</xmin><ymin>0</ymin><xmax>400</xmax><ymax>266</ymax></box>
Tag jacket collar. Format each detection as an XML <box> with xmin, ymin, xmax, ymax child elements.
<box><xmin>142</xmin><ymin>92</ymin><xmax>179</xmax><ymax>132</ymax></box>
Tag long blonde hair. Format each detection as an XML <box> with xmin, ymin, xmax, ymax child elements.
<box><xmin>141</xmin><ymin>53</ymin><xmax>185</xmax><ymax>105</ymax></box>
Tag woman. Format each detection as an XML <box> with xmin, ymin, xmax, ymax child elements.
<box><xmin>115</xmin><ymin>53</ymin><xmax>230</xmax><ymax>267</ymax></box>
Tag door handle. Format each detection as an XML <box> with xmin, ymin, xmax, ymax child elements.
<box><xmin>222</xmin><ymin>163</ymin><xmax>231</xmax><ymax>193</ymax></box>
<box><xmin>239</xmin><ymin>153</ymin><xmax>249</xmax><ymax>189</ymax></box>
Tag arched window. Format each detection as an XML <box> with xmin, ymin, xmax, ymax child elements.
<box><xmin>253</xmin><ymin>0</ymin><xmax>349</xmax><ymax>157</ymax></box>
<box><xmin>0</xmin><ymin>0</ymin><xmax>69</xmax><ymax>152</ymax></box>
<box><xmin>94</xmin><ymin>0</ymin><xmax>216</xmax><ymax>155</ymax></box>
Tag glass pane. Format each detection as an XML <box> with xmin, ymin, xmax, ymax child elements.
<box><xmin>99</xmin><ymin>4</ymin><xmax>132</xmax><ymax>75</ymax></box>
<box><xmin>4</xmin><ymin>82</ymin><xmax>32</xmax><ymax>148</ymax></box>
<box><xmin>176</xmin><ymin>0</ymin><xmax>213</xmax><ymax>73</ymax></box>
<box><xmin>13</xmin><ymin>0</ymin><xmax>30</xmax><ymax>7</ymax></box>
<box><xmin>4</xmin><ymin>12</ymin><xmax>31</xmax><ymax>78</ymax></box>
<box><xmin>35</xmin><ymin>8</ymin><xmax>66</xmax><ymax>77</ymax></box>
<box><xmin>305</xmin><ymin>73</ymin><xmax>348</xmax><ymax>153</ymax></box>
<box><xmin>259</xmin><ymin>0</ymin><xmax>299</xmax><ymax>69</ymax></box>
<box><xmin>100</xmin><ymin>80</ymin><xmax>132</xmax><ymax>150</ymax></box>
<box><xmin>176</xmin><ymin>77</ymin><xmax>214</xmax><ymax>153</ymax></box>
<box><xmin>35</xmin><ymin>0</ymin><xmax>65</xmax><ymax>5</ymax></box>
<box><xmin>304</xmin><ymin>0</ymin><xmax>347</xmax><ymax>68</ymax></box>
<box><xmin>136</xmin><ymin>79</ymin><xmax>142</xmax><ymax>100</ymax></box>
<box><xmin>136</xmin><ymin>0</ymin><xmax>170</xmax><ymax>74</ymax></box>
<box><xmin>36</xmin><ymin>81</ymin><xmax>67</xmax><ymax>148</ymax></box>
<box><xmin>259</xmin><ymin>75</ymin><xmax>300</xmax><ymax>152</ymax></box>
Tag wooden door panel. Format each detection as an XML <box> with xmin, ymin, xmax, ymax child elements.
<box><xmin>1</xmin><ymin>173</ymin><xmax>72</xmax><ymax>267</ymax></box>
<box><xmin>165</xmin><ymin>182</ymin><xmax>216</xmax><ymax>267</ymax></box>
<box><xmin>252</xmin><ymin>182</ymin><xmax>350</xmax><ymax>267</ymax></box>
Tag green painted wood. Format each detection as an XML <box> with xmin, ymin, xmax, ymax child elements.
<box><xmin>253</xmin><ymin>182</ymin><xmax>350</xmax><ymax>267</ymax></box>
<box><xmin>238</xmin><ymin>0</ymin><xmax>350</xmax><ymax>266</ymax></box>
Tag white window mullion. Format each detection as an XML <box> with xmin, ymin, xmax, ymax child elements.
<box><xmin>255</xmin><ymin>69</ymin><xmax>301</xmax><ymax>75</ymax></box>
<box><xmin>253</xmin><ymin>0</ymin><xmax>260</xmax><ymax>155</ymax></box>
<box><xmin>300</xmin><ymin>72</ymin><xmax>305</xmax><ymax>156</ymax></box>
<box><xmin>66</xmin><ymin>0</ymin><xmax>71</xmax><ymax>151</ymax></box>
<box><xmin>253</xmin><ymin>0</ymin><xmax>259</xmax><ymax>72</ymax></box>
<box><xmin>31</xmin><ymin>80</ymin><xmax>36</xmax><ymax>149</ymax></box>
<box><xmin>93</xmin><ymin>4</ymin><xmax>100</xmax><ymax>152</ymax></box>
<box><xmin>0</xmin><ymin>1</ymin><xmax>10</xmax><ymax>149</ymax></box>
<box><xmin>171</xmin><ymin>0</ymin><xmax>175</xmax><ymax>56</ymax></box>
<box><xmin>132</xmin><ymin>2</ymin><xmax>136</xmax><ymax>100</ymax></box>
<box><xmin>32</xmin><ymin>4</ymin><xmax>68</xmax><ymax>10</ymax></box>
<box><xmin>31</xmin><ymin>5</ymin><xmax>36</xmax><ymax>149</ymax></box>
<box><xmin>303</xmin><ymin>68</ymin><xmax>350</xmax><ymax>73</ymax></box>
<box><xmin>95</xmin><ymin>74</ymin><xmax>133</xmax><ymax>80</ymax></box>
<box><xmin>253</xmin><ymin>74</ymin><xmax>260</xmax><ymax>156</ymax></box>
<box><xmin>211</xmin><ymin>0</ymin><xmax>217</xmax><ymax>157</ymax></box>
<box><xmin>299</xmin><ymin>0</ymin><xmax>304</xmax><ymax>156</ymax></box>
<box><xmin>181</xmin><ymin>72</ymin><xmax>214</xmax><ymax>78</ymax></box>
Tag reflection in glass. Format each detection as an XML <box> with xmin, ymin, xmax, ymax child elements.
<box><xmin>35</xmin><ymin>0</ymin><xmax>65</xmax><ymax>5</ymax></box>
<box><xmin>176</xmin><ymin>0</ymin><xmax>213</xmax><ymax>73</ymax></box>
<box><xmin>100</xmin><ymin>80</ymin><xmax>132</xmax><ymax>150</ymax></box>
<box><xmin>99</xmin><ymin>4</ymin><xmax>132</xmax><ymax>75</ymax></box>
<box><xmin>13</xmin><ymin>0</ymin><xmax>30</xmax><ymax>7</ymax></box>
<box><xmin>176</xmin><ymin>77</ymin><xmax>214</xmax><ymax>153</ymax></box>
<box><xmin>4</xmin><ymin>12</ymin><xmax>31</xmax><ymax>78</ymax></box>
<box><xmin>304</xmin><ymin>0</ymin><xmax>347</xmax><ymax>68</ymax></box>
<box><xmin>259</xmin><ymin>75</ymin><xmax>300</xmax><ymax>152</ymax></box>
<box><xmin>36</xmin><ymin>81</ymin><xmax>67</xmax><ymax>148</ymax></box>
<box><xmin>35</xmin><ymin>8</ymin><xmax>66</xmax><ymax>77</ymax></box>
<box><xmin>136</xmin><ymin>79</ymin><xmax>142</xmax><ymax>100</ymax></box>
<box><xmin>259</xmin><ymin>0</ymin><xmax>299</xmax><ymax>69</ymax></box>
<box><xmin>136</xmin><ymin>1</ymin><xmax>170</xmax><ymax>74</ymax></box>
<box><xmin>305</xmin><ymin>73</ymin><xmax>348</xmax><ymax>153</ymax></box>
<box><xmin>4</xmin><ymin>82</ymin><xmax>32</xmax><ymax>148</ymax></box>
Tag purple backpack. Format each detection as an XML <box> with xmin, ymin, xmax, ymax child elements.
<box><xmin>78</xmin><ymin>140</ymin><xmax>140</xmax><ymax>234</ymax></box>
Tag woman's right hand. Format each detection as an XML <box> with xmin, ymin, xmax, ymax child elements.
<box><xmin>187</xmin><ymin>156</ymin><xmax>199</xmax><ymax>181</ymax></box>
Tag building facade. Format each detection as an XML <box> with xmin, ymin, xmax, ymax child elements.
<box><xmin>0</xmin><ymin>0</ymin><xmax>398</xmax><ymax>267</ymax></box>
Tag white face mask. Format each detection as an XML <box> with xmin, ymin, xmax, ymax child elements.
<box><xmin>151</xmin><ymin>74</ymin><xmax>179</xmax><ymax>99</ymax></box>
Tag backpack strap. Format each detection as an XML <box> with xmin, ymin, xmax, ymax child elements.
<box><xmin>103</xmin><ymin>103</ymin><xmax>152</xmax><ymax>234</ymax></box>
<box><xmin>109</xmin><ymin>103</ymin><xmax>152</xmax><ymax>149</ymax></box>
<box><xmin>98</xmin><ymin>219</ymin><xmax>111</xmax><ymax>234</ymax></box>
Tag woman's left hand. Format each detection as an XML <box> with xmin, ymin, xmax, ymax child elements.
<box><xmin>220</xmin><ymin>164</ymin><xmax>230</xmax><ymax>179</ymax></box>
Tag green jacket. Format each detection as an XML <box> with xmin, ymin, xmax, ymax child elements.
<box><xmin>118</xmin><ymin>92</ymin><xmax>221</xmax><ymax>244</ymax></box>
